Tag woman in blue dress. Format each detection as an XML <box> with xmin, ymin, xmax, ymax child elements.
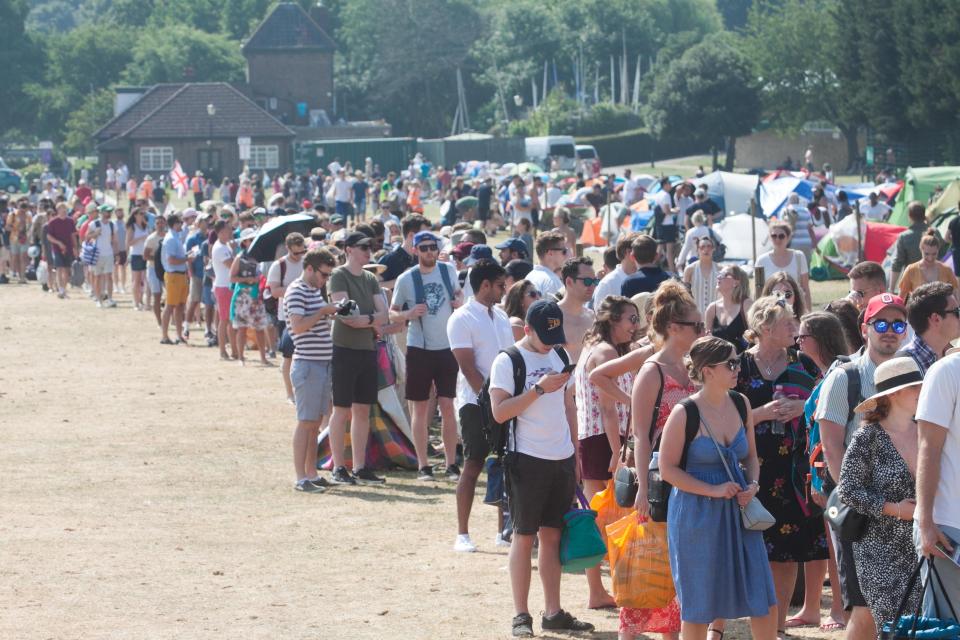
<box><xmin>659</xmin><ymin>336</ymin><xmax>778</xmax><ymax>640</ymax></box>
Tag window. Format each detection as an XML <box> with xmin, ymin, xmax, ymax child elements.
<box><xmin>139</xmin><ymin>147</ymin><xmax>173</xmax><ymax>172</ymax></box>
<box><xmin>249</xmin><ymin>145</ymin><xmax>279</xmax><ymax>170</ymax></box>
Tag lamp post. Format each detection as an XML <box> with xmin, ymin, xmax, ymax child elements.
<box><xmin>206</xmin><ymin>103</ymin><xmax>215</xmax><ymax>146</ymax></box>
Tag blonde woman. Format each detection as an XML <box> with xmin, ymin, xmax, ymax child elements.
<box><xmin>705</xmin><ymin>265</ymin><xmax>752</xmax><ymax>353</ymax></box>
<box><xmin>755</xmin><ymin>222</ymin><xmax>811</xmax><ymax>310</ymax></box>
<box><xmin>897</xmin><ymin>228</ymin><xmax>959</xmax><ymax>300</ymax></box>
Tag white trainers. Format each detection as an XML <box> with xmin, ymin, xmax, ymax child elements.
<box><xmin>494</xmin><ymin>533</ymin><xmax>511</xmax><ymax>547</ymax></box>
<box><xmin>453</xmin><ymin>534</ymin><xmax>477</xmax><ymax>553</ymax></box>
<box><xmin>106</xmin><ymin>299</ymin><xmax>117</xmax><ymax>308</ymax></box>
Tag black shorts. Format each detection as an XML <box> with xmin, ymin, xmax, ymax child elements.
<box><xmin>830</xmin><ymin>527</ymin><xmax>868</xmax><ymax>610</ymax></box>
<box><xmin>332</xmin><ymin>346</ymin><xmax>378</xmax><ymax>407</ymax></box>
<box><xmin>116</xmin><ymin>250</ymin><xmax>127</xmax><ymax>266</ymax></box>
<box><xmin>405</xmin><ymin>347</ymin><xmax>458</xmax><ymax>401</ymax></box>
<box><xmin>279</xmin><ymin>326</ymin><xmax>295</xmax><ymax>359</ymax></box>
<box><xmin>130</xmin><ymin>255</ymin><xmax>146</xmax><ymax>272</ymax></box>
<box><xmin>506</xmin><ymin>453</ymin><xmax>576</xmax><ymax>535</ymax></box>
<box><xmin>53</xmin><ymin>251</ymin><xmax>74</xmax><ymax>269</ymax></box>
<box><xmin>655</xmin><ymin>224</ymin><xmax>678</xmax><ymax>243</ymax></box>
<box><xmin>459</xmin><ymin>403</ymin><xmax>488</xmax><ymax>463</ymax></box>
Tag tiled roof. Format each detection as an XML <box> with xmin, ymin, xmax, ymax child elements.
<box><xmin>93</xmin><ymin>84</ymin><xmax>184</xmax><ymax>142</ymax></box>
<box><xmin>241</xmin><ymin>2</ymin><xmax>335</xmax><ymax>54</ymax></box>
<box><xmin>96</xmin><ymin>83</ymin><xmax>294</xmax><ymax>146</ymax></box>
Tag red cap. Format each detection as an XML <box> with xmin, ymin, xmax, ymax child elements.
<box><xmin>451</xmin><ymin>242</ymin><xmax>475</xmax><ymax>260</ymax></box>
<box><xmin>301</xmin><ymin>199</ymin><xmax>311</xmax><ymax>210</ymax></box>
<box><xmin>864</xmin><ymin>293</ymin><xmax>907</xmax><ymax>324</ymax></box>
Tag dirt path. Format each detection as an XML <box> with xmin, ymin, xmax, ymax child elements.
<box><xmin>1</xmin><ymin>283</ymin><xmax>843</xmax><ymax>639</ymax></box>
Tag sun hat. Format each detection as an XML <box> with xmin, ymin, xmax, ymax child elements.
<box><xmin>526</xmin><ymin>299</ymin><xmax>566</xmax><ymax>346</ymax></box>
<box><xmin>238</xmin><ymin>227</ymin><xmax>257</xmax><ymax>242</ymax></box>
<box><xmin>853</xmin><ymin>356</ymin><xmax>924</xmax><ymax>414</ymax></box>
<box><xmin>363</xmin><ymin>263</ymin><xmax>387</xmax><ymax>275</ymax></box>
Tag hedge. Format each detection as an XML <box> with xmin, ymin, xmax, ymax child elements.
<box><xmin>575</xmin><ymin>128</ymin><xmax>709</xmax><ymax>166</ymax></box>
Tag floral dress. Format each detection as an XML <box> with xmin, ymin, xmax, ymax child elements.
<box><xmin>230</xmin><ymin>253</ymin><xmax>269</xmax><ymax>330</ymax></box>
<box><xmin>620</xmin><ymin>370</ymin><xmax>694</xmax><ymax>635</ymax></box>
<box><xmin>737</xmin><ymin>352</ymin><xmax>828</xmax><ymax>562</ymax></box>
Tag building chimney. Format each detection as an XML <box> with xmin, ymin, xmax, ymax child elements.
<box><xmin>309</xmin><ymin>1</ymin><xmax>331</xmax><ymax>33</ymax></box>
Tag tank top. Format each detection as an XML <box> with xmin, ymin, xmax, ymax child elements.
<box><xmin>711</xmin><ymin>305</ymin><xmax>748</xmax><ymax>352</ymax></box>
<box><xmin>128</xmin><ymin>224</ymin><xmax>149</xmax><ymax>256</ymax></box>
<box><xmin>575</xmin><ymin>345</ymin><xmax>633</xmax><ymax>439</ymax></box>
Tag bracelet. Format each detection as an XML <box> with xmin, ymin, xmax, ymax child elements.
<box><xmin>897</xmin><ymin>503</ymin><xmax>902</xmax><ymax>519</ymax></box>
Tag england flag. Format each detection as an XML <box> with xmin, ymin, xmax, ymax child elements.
<box><xmin>169</xmin><ymin>160</ymin><xmax>189</xmax><ymax>198</ymax></box>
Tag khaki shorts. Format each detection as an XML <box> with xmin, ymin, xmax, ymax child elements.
<box><xmin>164</xmin><ymin>272</ymin><xmax>189</xmax><ymax>306</ymax></box>
<box><xmin>93</xmin><ymin>254</ymin><xmax>114</xmax><ymax>276</ymax></box>
<box><xmin>189</xmin><ymin>275</ymin><xmax>203</xmax><ymax>303</ymax></box>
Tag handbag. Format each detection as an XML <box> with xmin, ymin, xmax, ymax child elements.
<box><xmin>699</xmin><ymin>411</ymin><xmax>776</xmax><ymax>532</ymax></box>
<box><xmin>882</xmin><ymin>556</ymin><xmax>960</xmax><ymax>639</ymax></box>
<box><xmin>825</xmin><ymin>487</ymin><xmax>868</xmax><ymax>542</ymax></box>
<box><xmin>613</xmin><ymin>441</ymin><xmax>638</xmax><ymax>508</ymax></box>
<box><xmin>81</xmin><ymin>240</ymin><xmax>99</xmax><ymax>266</ymax></box>
<box><xmin>559</xmin><ymin>487</ymin><xmax>607</xmax><ymax>573</ymax></box>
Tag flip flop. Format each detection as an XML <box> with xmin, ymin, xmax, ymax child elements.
<box><xmin>820</xmin><ymin>619</ymin><xmax>846</xmax><ymax>632</ymax></box>
<box><xmin>784</xmin><ymin>617</ymin><xmax>817</xmax><ymax>629</ymax></box>
<box><xmin>588</xmin><ymin>603</ymin><xmax>617</xmax><ymax>611</ymax></box>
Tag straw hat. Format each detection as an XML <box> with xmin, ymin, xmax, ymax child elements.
<box><xmin>853</xmin><ymin>357</ymin><xmax>924</xmax><ymax>414</ymax></box>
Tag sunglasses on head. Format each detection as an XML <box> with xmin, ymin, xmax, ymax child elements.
<box><xmin>574</xmin><ymin>276</ymin><xmax>601</xmax><ymax>287</ymax></box>
<box><xmin>868</xmin><ymin>319</ymin><xmax>907</xmax><ymax>334</ymax></box>
<box><xmin>710</xmin><ymin>358</ymin><xmax>741</xmax><ymax>371</ymax></box>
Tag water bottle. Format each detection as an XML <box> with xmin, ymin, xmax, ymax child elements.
<box><xmin>772</xmin><ymin>384</ymin><xmax>786</xmax><ymax>435</ymax></box>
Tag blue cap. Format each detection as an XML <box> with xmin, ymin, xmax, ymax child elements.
<box><xmin>413</xmin><ymin>231</ymin><xmax>440</xmax><ymax>246</ymax></box>
<box><xmin>495</xmin><ymin>237</ymin><xmax>528</xmax><ymax>256</ymax></box>
<box><xmin>525</xmin><ymin>299</ymin><xmax>566</xmax><ymax>346</ymax></box>
<box><xmin>466</xmin><ymin>244</ymin><xmax>493</xmax><ymax>265</ymax></box>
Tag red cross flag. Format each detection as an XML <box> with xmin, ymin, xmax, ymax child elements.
<box><xmin>169</xmin><ymin>160</ymin><xmax>189</xmax><ymax>198</ymax></box>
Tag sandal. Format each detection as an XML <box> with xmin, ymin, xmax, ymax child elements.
<box><xmin>820</xmin><ymin>619</ymin><xmax>846</xmax><ymax>632</ymax></box>
<box><xmin>708</xmin><ymin>628</ymin><xmax>724</xmax><ymax>640</ymax></box>
<box><xmin>785</xmin><ymin>617</ymin><xmax>817</xmax><ymax>629</ymax></box>
<box><xmin>511</xmin><ymin>613</ymin><xmax>534</xmax><ymax>638</ymax></box>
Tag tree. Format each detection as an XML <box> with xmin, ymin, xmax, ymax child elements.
<box><xmin>63</xmin><ymin>89</ymin><xmax>114</xmax><ymax>155</ymax></box>
<box><xmin>646</xmin><ymin>33</ymin><xmax>760</xmax><ymax>170</ymax></box>
<box><xmin>0</xmin><ymin>0</ymin><xmax>43</xmax><ymax>137</ymax></box>
<box><xmin>744</xmin><ymin>0</ymin><xmax>865</xmax><ymax>170</ymax></box>
<box><xmin>122</xmin><ymin>25</ymin><xmax>245</xmax><ymax>85</ymax></box>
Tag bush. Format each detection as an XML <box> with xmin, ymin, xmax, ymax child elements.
<box><xmin>507</xmin><ymin>95</ymin><xmax>643</xmax><ymax>138</ymax></box>
<box><xmin>19</xmin><ymin>162</ymin><xmax>47</xmax><ymax>183</ymax></box>
<box><xmin>575</xmin><ymin>128</ymin><xmax>709</xmax><ymax>166</ymax></box>
<box><xmin>576</xmin><ymin>103</ymin><xmax>643</xmax><ymax>136</ymax></box>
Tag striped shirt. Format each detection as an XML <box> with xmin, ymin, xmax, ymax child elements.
<box><xmin>283</xmin><ymin>277</ymin><xmax>333</xmax><ymax>361</ymax></box>
<box><xmin>813</xmin><ymin>351</ymin><xmax>878</xmax><ymax>446</ymax></box>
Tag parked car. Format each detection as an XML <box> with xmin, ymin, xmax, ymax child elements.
<box><xmin>525</xmin><ymin>136</ymin><xmax>577</xmax><ymax>172</ymax></box>
<box><xmin>575</xmin><ymin>144</ymin><xmax>602</xmax><ymax>176</ymax></box>
<box><xmin>0</xmin><ymin>158</ymin><xmax>22</xmax><ymax>193</ymax></box>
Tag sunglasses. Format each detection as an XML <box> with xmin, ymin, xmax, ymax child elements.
<box><xmin>674</xmin><ymin>320</ymin><xmax>706</xmax><ymax>334</ymax></box>
<box><xmin>352</xmin><ymin>245</ymin><xmax>372</xmax><ymax>252</ymax></box>
<box><xmin>795</xmin><ymin>334</ymin><xmax>814</xmax><ymax>343</ymax></box>
<box><xmin>710</xmin><ymin>358</ymin><xmax>741</xmax><ymax>371</ymax></box>
<box><xmin>868</xmin><ymin>319</ymin><xmax>907</xmax><ymax>334</ymax></box>
<box><xmin>525</xmin><ymin>289</ymin><xmax>541</xmax><ymax>299</ymax></box>
<box><xmin>417</xmin><ymin>244</ymin><xmax>439</xmax><ymax>252</ymax></box>
<box><xmin>770</xmin><ymin>233</ymin><xmax>789</xmax><ymax>240</ymax></box>
<box><xmin>548</xmin><ymin>246</ymin><xmax>569</xmax><ymax>255</ymax></box>
<box><xmin>941</xmin><ymin>307</ymin><xmax>960</xmax><ymax>318</ymax></box>
<box><xmin>775</xmin><ymin>289</ymin><xmax>794</xmax><ymax>300</ymax></box>
<box><xmin>574</xmin><ymin>277</ymin><xmax>601</xmax><ymax>286</ymax></box>
<box><xmin>626</xmin><ymin>314</ymin><xmax>640</xmax><ymax>324</ymax></box>
<box><xmin>291</xmin><ymin>249</ymin><xmax>307</xmax><ymax>257</ymax></box>
<box><xmin>316</xmin><ymin>269</ymin><xmax>333</xmax><ymax>278</ymax></box>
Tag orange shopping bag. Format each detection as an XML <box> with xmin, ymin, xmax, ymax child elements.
<box><xmin>589</xmin><ymin>479</ymin><xmax>634</xmax><ymax>550</ymax></box>
<box><xmin>606</xmin><ymin>515</ymin><xmax>676</xmax><ymax>609</ymax></box>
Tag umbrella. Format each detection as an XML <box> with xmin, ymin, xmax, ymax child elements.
<box><xmin>511</xmin><ymin>162</ymin><xmax>544</xmax><ymax>176</ymax></box>
<box><xmin>456</xmin><ymin>196</ymin><xmax>478</xmax><ymax>211</ymax></box>
<box><xmin>247</xmin><ymin>213</ymin><xmax>316</xmax><ymax>261</ymax></box>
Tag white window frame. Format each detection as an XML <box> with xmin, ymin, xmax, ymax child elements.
<box><xmin>248</xmin><ymin>144</ymin><xmax>279</xmax><ymax>170</ymax></box>
<box><xmin>139</xmin><ymin>146</ymin><xmax>173</xmax><ymax>172</ymax></box>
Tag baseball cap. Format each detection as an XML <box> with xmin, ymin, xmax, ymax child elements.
<box><xmin>97</xmin><ymin>203</ymin><xmax>114</xmax><ymax>213</ymax></box>
<box><xmin>182</xmin><ymin>208</ymin><xmax>197</xmax><ymax>220</ymax></box>
<box><xmin>504</xmin><ymin>259</ymin><xmax>534</xmax><ymax>281</ymax></box>
<box><xmin>466</xmin><ymin>244</ymin><xmax>493</xmax><ymax>265</ymax></box>
<box><xmin>330</xmin><ymin>214</ymin><xmax>345</xmax><ymax>226</ymax></box>
<box><xmin>863</xmin><ymin>293</ymin><xmax>907</xmax><ymax>324</ymax></box>
<box><xmin>413</xmin><ymin>231</ymin><xmax>440</xmax><ymax>246</ymax></box>
<box><xmin>344</xmin><ymin>231</ymin><xmax>373</xmax><ymax>248</ymax></box>
<box><xmin>495</xmin><ymin>237</ymin><xmax>528</xmax><ymax>256</ymax></box>
<box><xmin>451</xmin><ymin>242</ymin><xmax>475</xmax><ymax>260</ymax></box>
<box><xmin>526</xmin><ymin>299</ymin><xmax>566</xmax><ymax>346</ymax></box>
<box><xmin>301</xmin><ymin>199</ymin><xmax>312</xmax><ymax>210</ymax></box>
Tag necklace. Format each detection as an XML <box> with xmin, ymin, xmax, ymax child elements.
<box><xmin>754</xmin><ymin>349</ymin><xmax>783</xmax><ymax>378</ymax></box>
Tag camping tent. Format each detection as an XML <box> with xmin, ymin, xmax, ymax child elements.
<box><xmin>714</xmin><ymin>213</ymin><xmax>773</xmax><ymax>262</ymax></box>
<box><xmin>695</xmin><ymin>171</ymin><xmax>759</xmax><ymax>216</ymax></box>
<box><xmin>809</xmin><ymin>215</ymin><xmax>906</xmax><ymax>280</ymax></box>
<box><xmin>890</xmin><ymin>166</ymin><xmax>960</xmax><ymax>226</ymax></box>
<box><xmin>924</xmin><ymin>179</ymin><xmax>960</xmax><ymax>221</ymax></box>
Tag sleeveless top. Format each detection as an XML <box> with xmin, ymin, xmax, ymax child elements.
<box><xmin>690</xmin><ymin>261</ymin><xmax>719</xmax><ymax>315</ymax></box>
<box><xmin>575</xmin><ymin>345</ymin><xmax>633</xmax><ymax>440</ymax></box>
<box><xmin>711</xmin><ymin>305</ymin><xmax>748</xmax><ymax>353</ymax></box>
<box><xmin>649</xmin><ymin>370</ymin><xmax>696</xmax><ymax>447</ymax></box>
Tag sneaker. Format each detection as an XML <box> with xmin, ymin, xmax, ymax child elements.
<box><xmin>57</xmin><ymin>291</ymin><xmax>66</xmax><ymax>299</ymax></box>
<box><xmin>445</xmin><ymin>463</ymin><xmax>461</xmax><ymax>481</ymax></box>
<box><xmin>541</xmin><ymin>609</ymin><xmax>594</xmax><ymax>633</ymax></box>
<box><xmin>330</xmin><ymin>466</ymin><xmax>357</xmax><ymax>485</ymax></box>
<box><xmin>453</xmin><ymin>534</ymin><xmax>477</xmax><ymax>553</ymax></box>
<box><xmin>511</xmin><ymin>613</ymin><xmax>534</xmax><ymax>638</ymax></box>
<box><xmin>353</xmin><ymin>467</ymin><xmax>386</xmax><ymax>485</ymax></box>
<box><xmin>106</xmin><ymin>299</ymin><xmax>117</xmax><ymax>308</ymax></box>
<box><xmin>308</xmin><ymin>477</ymin><xmax>331</xmax><ymax>489</ymax></box>
<box><xmin>418</xmin><ymin>466</ymin><xmax>436</xmax><ymax>481</ymax></box>
<box><xmin>294</xmin><ymin>479</ymin><xmax>325</xmax><ymax>493</ymax></box>
<box><xmin>495</xmin><ymin>532</ymin><xmax>511</xmax><ymax>547</ymax></box>
<box><xmin>95</xmin><ymin>300</ymin><xmax>102</xmax><ymax>308</ymax></box>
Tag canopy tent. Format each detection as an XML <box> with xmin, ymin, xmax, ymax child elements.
<box><xmin>809</xmin><ymin>215</ymin><xmax>906</xmax><ymax>280</ymax></box>
<box><xmin>890</xmin><ymin>166</ymin><xmax>960</xmax><ymax>226</ymax></box>
<box><xmin>694</xmin><ymin>171</ymin><xmax>759</xmax><ymax>216</ymax></box>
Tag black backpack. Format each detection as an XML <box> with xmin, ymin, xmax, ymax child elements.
<box><xmin>476</xmin><ymin>345</ymin><xmax>570</xmax><ymax>461</ymax></box>
<box><xmin>154</xmin><ymin>237</ymin><xmax>165</xmax><ymax>279</ymax></box>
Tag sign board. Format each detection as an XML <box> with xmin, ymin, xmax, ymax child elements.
<box><xmin>238</xmin><ymin>136</ymin><xmax>251</xmax><ymax>161</ymax></box>
<box><xmin>315</xmin><ymin>147</ymin><xmax>324</xmax><ymax>158</ymax></box>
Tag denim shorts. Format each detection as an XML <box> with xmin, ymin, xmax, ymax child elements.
<box><xmin>291</xmin><ymin>358</ymin><xmax>333</xmax><ymax>422</ymax></box>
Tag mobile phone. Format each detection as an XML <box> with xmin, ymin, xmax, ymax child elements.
<box><xmin>936</xmin><ymin>537</ymin><xmax>960</xmax><ymax>567</ymax></box>
<box><xmin>561</xmin><ymin>363</ymin><xmax>577</xmax><ymax>374</ymax></box>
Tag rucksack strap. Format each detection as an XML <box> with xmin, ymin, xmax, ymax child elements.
<box><xmin>839</xmin><ymin>361</ymin><xmax>862</xmax><ymax>424</ymax></box>
<box><xmin>505</xmin><ymin>346</ymin><xmax>526</xmax><ymax>455</ymax></box>
<box><xmin>648</xmin><ymin>362</ymin><xmax>666</xmax><ymax>449</ymax></box>
<box><xmin>729</xmin><ymin>391</ymin><xmax>748</xmax><ymax>424</ymax></box>
<box><xmin>411</xmin><ymin>267</ymin><xmax>425</xmax><ymax>305</ymax></box>
<box><xmin>678</xmin><ymin>398</ymin><xmax>702</xmax><ymax>470</ymax></box>
<box><xmin>438</xmin><ymin>262</ymin><xmax>455</xmax><ymax>302</ymax></box>
<box><xmin>279</xmin><ymin>256</ymin><xmax>287</xmax><ymax>287</ymax></box>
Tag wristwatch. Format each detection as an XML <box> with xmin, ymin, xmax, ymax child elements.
<box><xmin>367</xmin><ymin>313</ymin><xmax>374</xmax><ymax>325</ymax></box>
<box><xmin>533</xmin><ymin>384</ymin><xmax>545</xmax><ymax>396</ymax></box>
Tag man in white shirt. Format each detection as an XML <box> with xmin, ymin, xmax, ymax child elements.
<box><xmin>859</xmin><ymin>192</ymin><xmax>892</xmax><ymax>222</ymax></box>
<box><xmin>915</xmin><ymin>351</ymin><xmax>960</xmax><ymax>615</ymax></box>
<box><xmin>652</xmin><ymin>177</ymin><xmax>678</xmax><ymax>269</ymax></box>
<box><xmin>447</xmin><ymin>260</ymin><xmax>514</xmax><ymax>553</ymax></box>
<box><xmin>268</xmin><ymin>232</ymin><xmax>307</xmax><ymax>403</ymax></box>
<box><xmin>327</xmin><ymin>157</ymin><xmax>342</xmax><ymax>176</ymax></box>
<box><xmin>525</xmin><ymin>231</ymin><xmax>568</xmax><ymax>298</ymax></box>
<box><xmin>621</xmin><ymin>168</ymin><xmax>643</xmax><ymax>206</ymax></box>
<box><xmin>489</xmin><ymin>299</ymin><xmax>593</xmax><ymax>637</ymax></box>
<box><xmin>333</xmin><ymin>169</ymin><xmax>355</xmax><ymax>220</ymax></box>
<box><xmin>211</xmin><ymin>220</ymin><xmax>236</xmax><ymax>359</ymax></box>
<box><xmin>592</xmin><ymin>233</ymin><xmax>638</xmax><ymax>308</ymax></box>
<box><xmin>87</xmin><ymin>204</ymin><xmax>119</xmax><ymax>308</ymax></box>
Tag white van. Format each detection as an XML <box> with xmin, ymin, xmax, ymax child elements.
<box><xmin>525</xmin><ymin>136</ymin><xmax>577</xmax><ymax>171</ymax></box>
<box><xmin>576</xmin><ymin>144</ymin><xmax>601</xmax><ymax>175</ymax></box>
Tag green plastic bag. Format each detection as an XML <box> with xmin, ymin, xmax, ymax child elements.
<box><xmin>560</xmin><ymin>488</ymin><xmax>607</xmax><ymax>573</ymax></box>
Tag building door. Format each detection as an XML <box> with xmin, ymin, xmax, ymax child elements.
<box><xmin>198</xmin><ymin>149</ymin><xmax>222</xmax><ymax>182</ymax></box>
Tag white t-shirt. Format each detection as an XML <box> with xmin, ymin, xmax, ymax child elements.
<box><xmin>860</xmin><ymin>201</ymin><xmax>892</xmax><ymax>221</ymax></box>
<box><xmin>211</xmin><ymin>240</ymin><xmax>234</xmax><ymax>288</ymax></box>
<box><xmin>915</xmin><ymin>353</ymin><xmax>960</xmax><ymax>530</ymax></box>
<box><xmin>267</xmin><ymin>256</ymin><xmax>304</xmax><ymax>322</ymax></box>
<box><xmin>755</xmin><ymin>250</ymin><xmax>808</xmax><ymax>284</ymax></box>
<box><xmin>447</xmin><ymin>298</ymin><xmax>515</xmax><ymax>410</ymax></box>
<box><xmin>623</xmin><ymin>178</ymin><xmax>642</xmax><ymax>205</ymax></box>
<box><xmin>526</xmin><ymin>264</ymin><xmax>563</xmax><ymax>298</ymax></box>
<box><xmin>91</xmin><ymin>219</ymin><xmax>115</xmax><ymax>258</ymax></box>
<box><xmin>334</xmin><ymin>177</ymin><xmax>354</xmax><ymax>203</ymax></box>
<box><xmin>653</xmin><ymin>190</ymin><xmax>675</xmax><ymax>226</ymax></box>
<box><xmin>591</xmin><ymin>264</ymin><xmax>629</xmax><ymax>309</ymax></box>
<box><xmin>675</xmin><ymin>195</ymin><xmax>694</xmax><ymax>228</ymax></box>
<box><xmin>489</xmin><ymin>345</ymin><xmax>575</xmax><ymax>461</ymax></box>
<box><xmin>327</xmin><ymin>161</ymin><xmax>342</xmax><ymax>175</ymax></box>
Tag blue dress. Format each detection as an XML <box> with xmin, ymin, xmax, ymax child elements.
<box><xmin>667</xmin><ymin>428</ymin><xmax>778</xmax><ymax>624</ymax></box>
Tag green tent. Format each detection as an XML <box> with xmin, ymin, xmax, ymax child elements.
<box><xmin>890</xmin><ymin>166</ymin><xmax>960</xmax><ymax>226</ymax></box>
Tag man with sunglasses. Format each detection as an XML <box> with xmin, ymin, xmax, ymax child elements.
<box><xmin>390</xmin><ymin>231</ymin><xmax>463</xmax><ymax>482</ymax></box>
<box><xmin>814</xmin><ymin>293</ymin><xmax>909</xmax><ymax>640</ymax></box>
<box><xmin>526</xmin><ymin>231</ymin><xmax>568</xmax><ymax>298</ymax></box>
<box><xmin>285</xmin><ymin>246</ymin><xmax>341</xmax><ymax>492</ymax></box>
<box><xmin>897</xmin><ymin>282</ymin><xmax>960</xmax><ymax>374</ymax></box>
<box><xmin>557</xmin><ymin>257</ymin><xmax>597</xmax><ymax>363</ymax></box>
